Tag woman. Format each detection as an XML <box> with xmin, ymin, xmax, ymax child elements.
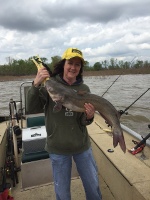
<box><xmin>27</xmin><ymin>48</ymin><xmax>102</xmax><ymax>200</ymax></box>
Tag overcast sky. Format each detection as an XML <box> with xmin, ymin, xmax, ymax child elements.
<box><xmin>0</xmin><ymin>0</ymin><xmax>150</xmax><ymax>65</ymax></box>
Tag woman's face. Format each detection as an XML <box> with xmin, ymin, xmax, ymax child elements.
<box><xmin>63</xmin><ymin>57</ymin><xmax>82</xmax><ymax>82</ymax></box>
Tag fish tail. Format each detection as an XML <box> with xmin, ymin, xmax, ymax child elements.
<box><xmin>113</xmin><ymin>128</ymin><xmax>126</xmax><ymax>153</ymax></box>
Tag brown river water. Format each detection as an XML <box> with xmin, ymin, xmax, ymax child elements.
<box><xmin>0</xmin><ymin>74</ymin><xmax>150</xmax><ymax>138</ymax></box>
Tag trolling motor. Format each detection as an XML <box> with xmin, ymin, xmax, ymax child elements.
<box><xmin>128</xmin><ymin>125</ymin><xmax>150</xmax><ymax>155</ymax></box>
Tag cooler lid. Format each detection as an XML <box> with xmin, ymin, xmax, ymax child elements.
<box><xmin>22</xmin><ymin>126</ymin><xmax>47</xmax><ymax>141</ymax></box>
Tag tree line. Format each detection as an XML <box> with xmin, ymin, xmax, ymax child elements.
<box><xmin>0</xmin><ymin>56</ymin><xmax>150</xmax><ymax>76</ymax></box>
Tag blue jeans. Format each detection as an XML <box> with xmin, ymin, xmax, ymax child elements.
<box><xmin>49</xmin><ymin>148</ymin><xmax>102</xmax><ymax>200</ymax></box>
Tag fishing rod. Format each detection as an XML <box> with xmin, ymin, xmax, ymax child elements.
<box><xmin>119</xmin><ymin>88</ymin><xmax>150</xmax><ymax>115</ymax></box>
<box><xmin>102</xmin><ymin>56</ymin><xmax>137</xmax><ymax>97</ymax></box>
<box><xmin>102</xmin><ymin>74</ymin><xmax>121</xmax><ymax>97</ymax></box>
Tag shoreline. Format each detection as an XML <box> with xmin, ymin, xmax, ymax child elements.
<box><xmin>0</xmin><ymin>68</ymin><xmax>149</xmax><ymax>82</ymax></box>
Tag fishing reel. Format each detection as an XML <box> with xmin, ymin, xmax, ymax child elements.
<box><xmin>118</xmin><ymin>110</ymin><xmax>128</xmax><ymax>116</ymax></box>
<box><xmin>128</xmin><ymin>140</ymin><xmax>145</xmax><ymax>155</ymax></box>
<box><xmin>128</xmin><ymin>126</ymin><xmax>150</xmax><ymax>155</ymax></box>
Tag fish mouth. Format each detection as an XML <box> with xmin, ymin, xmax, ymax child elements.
<box><xmin>45</xmin><ymin>84</ymin><xmax>51</xmax><ymax>91</ymax></box>
<box><xmin>48</xmin><ymin>91</ymin><xmax>63</xmax><ymax>102</ymax></box>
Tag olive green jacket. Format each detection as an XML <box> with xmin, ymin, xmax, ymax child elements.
<box><xmin>26</xmin><ymin>75</ymin><xmax>93</xmax><ymax>155</ymax></box>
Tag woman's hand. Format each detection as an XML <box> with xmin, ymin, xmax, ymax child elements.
<box><xmin>84</xmin><ymin>103</ymin><xmax>95</xmax><ymax>119</ymax></box>
<box><xmin>33</xmin><ymin>67</ymin><xmax>50</xmax><ymax>87</ymax></box>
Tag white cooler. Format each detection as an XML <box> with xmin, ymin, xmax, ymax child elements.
<box><xmin>22</xmin><ymin>126</ymin><xmax>47</xmax><ymax>154</ymax></box>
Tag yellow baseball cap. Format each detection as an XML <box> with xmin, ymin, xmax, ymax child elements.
<box><xmin>62</xmin><ymin>48</ymin><xmax>84</xmax><ymax>61</ymax></box>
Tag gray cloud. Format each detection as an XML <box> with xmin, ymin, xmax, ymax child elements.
<box><xmin>0</xmin><ymin>0</ymin><xmax>150</xmax><ymax>65</ymax></box>
<box><xmin>0</xmin><ymin>0</ymin><xmax>150</xmax><ymax>32</ymax></box>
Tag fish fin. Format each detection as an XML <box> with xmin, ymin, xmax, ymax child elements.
<box><xmin>53</xmin><ymin>102</ymin><xmax>62</xmax><ymax>112</ymax></box>
<box><xmin>99</xmin><ymin>112</ymin><xmax>112</xmax><ymax>127</ymax></box>
<box><xmin>113</xmin><ymin>128</ymin><xmax>126</xmax><ymax>153</ymax></box>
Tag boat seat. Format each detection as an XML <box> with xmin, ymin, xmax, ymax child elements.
<box><xmin>26</xmin><ymin>115</ymin><xmax>45</xmax><ymax>128</ymax></box>
<box><xmin>22</xmin><ymin>151</ymin><xmax>49</xmax><ymax>163</ymax></box>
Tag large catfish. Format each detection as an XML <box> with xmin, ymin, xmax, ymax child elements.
<box><xmin>45</xmin><ymin>79</ymin><xmax>126</xmax><ymax>153</ymax></box>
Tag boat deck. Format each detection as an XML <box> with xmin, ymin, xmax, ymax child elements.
<box><xmin>0</xmin><ymin>113</ymin><xmax>150</xmax><ymax>200</ymax></box>
<box><xmin>89</xmin><ymin>113</ymin><xmax>150</xmax><ymax>200</ymax></box>
<box><xmin>11</xmin><ymin>172</ymin><xmax>115</xmax><ymax>200</ymax></box>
